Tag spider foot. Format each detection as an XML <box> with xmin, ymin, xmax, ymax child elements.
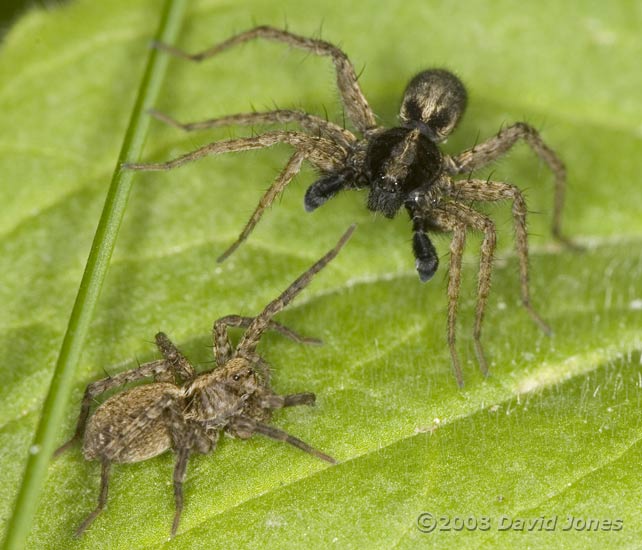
<box><xmin>553</xmin><ymin>229</ymin><xmax>585</xmax><ymax>252</ymax></box>
<box><xmin>523</xmin><ymin>302</ymin><xmax>553</xmax><ymax>336</ymax></box>
<box><xmin>147</xmin><ymin>108</ymin><xmax>183</xmax><ymax>129</ymax></box>
<box><xmin>216</xmin><ymin>239</ymin><xmax>242</xmax><ymax>263</ymax></box>
<box><xmin>474</xmin><ymin>339</ymin><xmax>490</xmax><ymax>377</ymax></box>
<box><xmin>121</xmin><ymin>161</ymin><xmax>164</xmax><ymax>171</ymax></box>
<box><xmin>448</xmin><ymin>348</ymin><xmax>465</xmax><ymax>388</ymax></box>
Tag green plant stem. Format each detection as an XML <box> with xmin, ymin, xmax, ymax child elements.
<box><xmin>1</xmin><ymin>0</ymin><xmax>187</xmax><ymax>548</ymax></box>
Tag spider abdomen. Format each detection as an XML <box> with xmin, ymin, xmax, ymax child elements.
<box><xmin>83</xmin><ymin>383</ymin><xmax>179</xmax><ymax>463</ymax></box>
<box><xmin>365</xmin><ymin>127</ymin><xmax>442</xmax><ymax>218</ymax></box>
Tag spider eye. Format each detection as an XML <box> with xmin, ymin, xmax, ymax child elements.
<box><xmin>379</xmin><ymin>175</ymin><xmax>399</xmax><ymax>192</ymax></box>
<box><xmin>232</xmin><ymin>374</ymin><xmax>241</xmax><ymax>381</ymax></box>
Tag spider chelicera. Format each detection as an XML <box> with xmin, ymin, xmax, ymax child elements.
<box><xmin>125</xmin><ymin>26</ymin><xmax>571</xmax><ymax>386</ymax></box>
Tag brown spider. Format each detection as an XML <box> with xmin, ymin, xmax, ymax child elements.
<box><xmin>55</xmin><ymin>225</ymin><xmax>354</xmax><ymax>538</ymax></box>
<box><xmin>125</xmin><ymin>26</ymin><xmax>571</xmax><ymax>386</ymax></box>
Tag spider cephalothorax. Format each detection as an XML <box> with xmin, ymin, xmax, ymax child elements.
<box><xmin>56</xmin><ymin>226</ymin><xmax>354</xmax><ymax>538</ymax></box>
<box><xmin>125</xmin><ymin>26</ymin><xmax>571</xmax><ymax>385</ymax></box>
<box><xmin>306</xmin><ymin>69</ymin><xmax>465</xmax><ymax>230</ymax></box>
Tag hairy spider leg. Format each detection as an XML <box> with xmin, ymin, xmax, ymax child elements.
<box><xmin>123</xmin><ymin>132</ymin><xmax>349</xmax><ymax>263</ymax></box>
<box><xmin>451</xmin><ymin>178</ymin><xmax>552</xmax><ymax>335</ymax></box>
<box><xmin>153</xmin><ymin>25</ymin><xmax>376</xmax><ymax>133</ymax></box>
<box><xmin>429</xmin><ymin>204</ymin><xmax>497</xmax><ymax>385</ymax></box>
<box><xmin>446</xmin><ymin>122</ymin><xmax>574</xmax><ymax>247</ymax></box>
<box><xmin>235</xmin><ymin>224</ymin><xmax>355</xmax><ymax>357</ymax></box>
<box><xmin>213</xmin><ymin>315</ymin><xmax>322</xmax><ymax>367</ymax></box>
<box><xmin>148</xmin><ymin>108</ymin><xmax>356</xmax><ymax>148</ymax></box>
<box><xmin>230</xmin><ymin>415</ymin><xmax>336</xmax><ymax>464</ymax></box>
<box><xmin>74</xmin><ymin>459</ymin><xmax>110</xmax><ymax>537</ymax></box>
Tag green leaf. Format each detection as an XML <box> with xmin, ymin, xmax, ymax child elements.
<box><xmin>0</xmin><ymin>1</ymin><xmax>188</xmax><ymax>547</ymax></box>
<box><xmin>1</xmin><ymin>1</ymin><xmax>640</xmax><ymax>549</ymax></box>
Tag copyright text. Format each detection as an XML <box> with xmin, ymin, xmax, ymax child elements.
<box><xmin>416</xmin><ymin>513</ymin><xmax>623</xmax><ymax>533</ymax></box>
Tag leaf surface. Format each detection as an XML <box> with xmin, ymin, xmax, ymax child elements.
<box><xmin>0</xmin><ymin>1</ymin><xmax>640</xmax><ymax>548</ymax></box>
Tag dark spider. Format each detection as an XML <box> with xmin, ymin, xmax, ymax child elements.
<box><xmin>125</xmin><ymin>26</ymin><xmax>572</xmax><ymax>386</ymax></box>
<box><xmin>55</xmin><ymin>226</ymin><xmax>354</xmax><ymax>538</ymax></box>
